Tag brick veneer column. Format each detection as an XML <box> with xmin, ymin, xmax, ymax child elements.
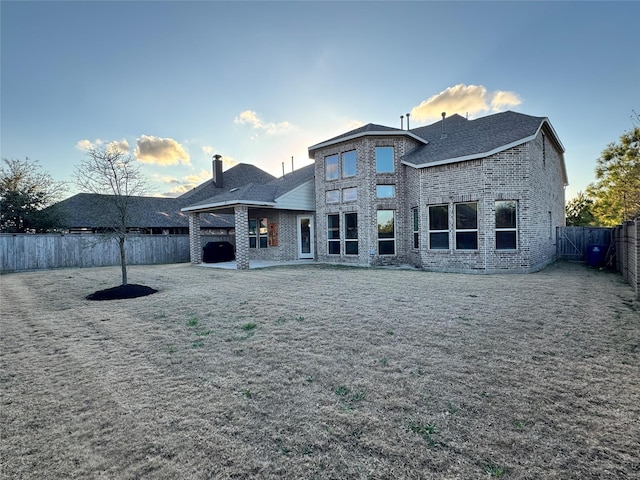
<box><xmin>234</xmin><ymin>205</ymin><xmax>250</xmax><ymax>269</ymax></box>
<box><xmin>188</xmin><ymin>213</ymin><xmax>202</xmax><ymax>264</ymax></box>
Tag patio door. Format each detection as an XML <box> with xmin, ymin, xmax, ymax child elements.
<box><xmin>297</xmin><ymin>215</ymin><xmax>314</xmax><ymax>259</ymax></box>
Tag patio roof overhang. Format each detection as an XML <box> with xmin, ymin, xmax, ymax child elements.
<box><xmin>181</xmin><ymin>200</ymin><xmax>277</xmax><ymax>215</ymax></box>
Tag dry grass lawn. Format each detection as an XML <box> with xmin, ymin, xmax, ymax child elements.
<box><xmin>1</xmin><ymin>261</ymin><xmax>638</xmax><ymax>479</ymax></box>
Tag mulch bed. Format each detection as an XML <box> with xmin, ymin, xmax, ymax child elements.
<box><xmin>85</xmin><ymin>284</ymin><xmax>158</xmax><ymax>301</ymax></box>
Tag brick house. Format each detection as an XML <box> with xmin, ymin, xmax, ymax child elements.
<box><xmin>184</xmin><ymin>110</ymin><xmax>567</xmax><ymax>272</ymax></box>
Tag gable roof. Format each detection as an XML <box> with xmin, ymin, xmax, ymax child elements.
<box><xmin>402</xmin><ymin>111</ymin><xmax>565</xmax><ymax>169</ymax></box>
<box><xmin>182</xmin><ymin>163</ymin><xmax>315</xmax><ymax>213</ymax></box>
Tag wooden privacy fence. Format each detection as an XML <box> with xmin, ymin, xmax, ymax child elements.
<box><xmin>556</xmin><ymin>226</ymin><xmax>614</xmax><ymax>263</ymax></box>
<box><xmin>613</xmin><ymin>219</ymin><xmax>639</xmax><ymax>300</ymax></box>
<box><xmin>0</xmin><ymin>234</ymin><xmax>231</xmax><ymax>273</ymax></box>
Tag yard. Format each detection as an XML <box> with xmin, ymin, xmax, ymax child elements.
<box><xmin>1</xmin><ymin>261</ymin><xmax>638</xmax><ymax>479</ymax></box>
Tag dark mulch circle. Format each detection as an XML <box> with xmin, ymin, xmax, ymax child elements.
<box><xmin>86</xmin><ymin>284</ymin><xmax>158</xmax><ymax>301</ymax></box>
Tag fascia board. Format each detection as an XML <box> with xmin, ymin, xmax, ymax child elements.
<box><xmin>181</xmin><ymin>200</ymin><xmax>277</xmax><ymax>213</ymax></box>
<box><xmin>308</xmin><ymin>131</ymin><xmax>428</xmax><ymax>156</ymax></box>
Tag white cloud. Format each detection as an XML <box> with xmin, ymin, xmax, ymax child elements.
<box><xmin>134</xmin><ymin>135</ymin><xmax>190</xmax><ymax>166</ymax></box>
<box><xmin>234</xmin><ymin>110</ymin><xmax>293</xmax><ymax>135</ymax></box>
<box><xmin>410</xmin><ymin>84</ymin><xmax>522</xmax><ymax>123</ymax></box>
<box><xmin>75</xmin><ymin>138</ymin><xmax>129</xmax><ymax>153</ymax></box>
<box><xmin>158</xmin><ymin>169</ymin><xmax>211</xmax><ymax>196</ymax></box>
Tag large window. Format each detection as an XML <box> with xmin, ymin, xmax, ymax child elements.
<box><xmin>327</xmin><ymin>214</ymin><xmax>340</xmax><ymax>254</ymax></box>
<box><xmin>412</xmin><ymin>208</ymin><xmax>419</xmax><ymax>249</ymax></box>
<box><xmin>376</xmin><ymin>185</ymin><xmax>395</xmax><ymax>198</ymax></box>
<box><xmin>342</xmin><ymin>150</ymin><xmax>357</xmax><ymax>177</ymax></box>
<box><xmin>495</xmin><ymin>201</ymin><xmax>517</xmax><ymax>250</ymax></box>
<box><xmin>455</xmin><ymin>202</ymin><xmax>478</xmax><ymax>250</ymax></box>
<box><xmin>345</xmin><ymin>213</ymin><xmax>358</xmax><ymax>255</ymax></box>
<box><xmin>343</xmin><ymin>187</ymin><xmax>358</xmax><ymax>203</ymax></box>
<box><xmin>428</xmin><ymin>205</ymin><xmax>449</xmax><ymax>249</ymax></box>
<box><xmin>375</xmin><ymin>147</ymin><xmax>394</xmax><ymax>173</ymax></box>
<box><xmin>326</xmin><ymin>154</ymin><xmax>339</xmax><ymax>181</ymax></box>
<box><xmin>248</xmin><ymin>218</ymin><xmax>268</xmax><ymax>248</ymax></box>
<box><xmin>377</xmin><ymin>210</ymin><xmax>395</xmax><ymax>255</ymax></box>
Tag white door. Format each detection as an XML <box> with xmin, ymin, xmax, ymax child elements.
<box><xmin>297</xmin><ymin>215</ymin><xmax>314</xmax><ymax>259</ymax></box>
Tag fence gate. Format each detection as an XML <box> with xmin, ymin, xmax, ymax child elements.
<box><xmin>556</xmin><ymin>226</ymin><xmax>613</xmax><ymax>261</ymax></box>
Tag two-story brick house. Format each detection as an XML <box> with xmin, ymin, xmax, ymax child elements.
<box><xmin>184</xmin><ymin>110</ymin><xmax>567</xmax><ymax>272</ymax></box>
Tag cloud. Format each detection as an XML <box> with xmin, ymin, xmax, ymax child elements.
<box><xmin>157</xmin><ymin>169</ymin><xmax>212</xmax><ymax>196</ymax></box>
<box><xmin>234</xmin><ymin>110</ymin><xmax>293</xmax><ymax>135</ymax></box>
<box><xmin>201</xmin><ymin>146</ymin><xmax>240</xmax><ymax>170</ymax></box>
<box><xmin>410</xmin><ymin>84</ymin><xmax>522</xmax><ymax>123</ymax></box>
<box><xmin>134</xmin><ymin>135</ymin><xmax>190</xmax><ymax>166</ymax></box>
<box><xmin>75</xmin><ymin>138</ymin><xmax>130</xmax><ymax>153</ymax></box>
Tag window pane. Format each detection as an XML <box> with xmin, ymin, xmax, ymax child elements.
<box><xmin>327</xmin><ymin>214</ymin><xmax>340</xmax><ymax>239</ymax></box>
<box><xmin>326</xmin><ymin>190</ymin><xmax>339</xmax><ymax>203</ymax></box>
<box><xmin>430</xmin><ymin>232</ymin><xmax>449</xmax><ymax>249</ymax></box>
<box><xmin>429</xmin><ymin>205</ymin><xmax>448</xmax><ymax>230</ymax></box>
<box><xmin>328</xmin><ymin>241</ymin><xmax>341</xmax><ymax>254</ymax></box>
<box><xmin>413</xmin><ymin>208</ymin><xmax>419</xmax><ymax>231</ymax></box>
<box><xmin>249</xmin><ymin>237</ymin><xmax>257</xmax><ymax>248</ymax></box>
<box><xmin>413</xmin><ymin>233</ymin><xmax>419</xmax><ymax>249</ymax></box>
<box><xmin>496</xmin><ymin>200</ymin><xmax>517</xmax><ymax>228</ymax></box>
<box><xmin>345</xmin><ymin>241</ymin><xmax>358</xmax><ymax>255</ymax></box>
<box><xmin>378</xmin><ymin>240</ymin><xmax>395</xmax><ymax>255</ymax></box>
<box><xmin>456</xmin><ymin>203</ymin><xmax>477</xmax><ymax>229</ymax></box>
<box><xmin>259</xmin><ymin>236</ymin><xmax>268</xmax><ymax>248</ymax></box>
<box><xmin>375</xmin><ymin>147</ymin><xmax>394</xmax><ymax>173</ymax></box>
<box><xmin>343</xmin><ymin>187</ymin><xmax>357</xmax><ymax>202</ymax></box>
<box><xmin>248</xmin><ymin>219</ymin><xmax>257</xmax><ymax>235</ymax></box>
<box><xmin>326</xmin><ymin>154</ymin><xmax>339</xmax><ymax>180</ymax></box>
<box><xmin>376</xmin><ymin>185</ymin><xmax>395</xmax><ymax>198</ymax></box>
<box><xmin>456</xmin><ymin>231</ymin><xmax>478</xmax><ymax>250</ymax></box>
<box><xmin>342</xmin><ymin>150</ymin><xmax>357</xmax><ymax>177</ymax></box>
<box><xmin>377</xmin><ymin>210</ymin><xmax>394</xmax><ymax>238</ymax></box>
<box><xmin>259</xmin><ymin>218</ymin><xmax>268</xmax><ymax>235</ymax></box>
<box><xmin>496</xmin><ymin>231</ymin><xmax>517</xmax><ymax>250</ymax></box>
<box><xmin>345</xmin><ymin>213</ymin><xmax>358</xmax><ymax>239</ymax></box>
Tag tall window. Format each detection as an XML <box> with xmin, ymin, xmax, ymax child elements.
<box><xmin>495</xmin><ymin>201</ymin><xmax>517</xmax><ymax>250</ymax></box>
<box><xmin>455</xmin><ymin>202</ymin><xmax>478</xmax><ymax>250</ymax></box>
<box><xmin>259</xmin><ymin>217</ymin><xmax>268</xmax><ymax>248</ymax></box>
<box><xmin>248</xmin><ymin>218</ymin><xmax>268</xmax><ymax>248</ymax></box>
<box><xmin>249</xmin><ymin>219</ymin><xmax>257</xmax><ymax>248</ymax></box>
<box><xmin>377</xmin><ymin>210</ymin><xmax>395</xmax><ymax>255</ymax></box>
<box><xmin>326</xmin><ymin>154</ymin><xmax>339</xmax><ymax>180</ymax></box>
<box><xmin>345</xmin><ymin>213</ymin><xmax>358</xmax><ymax>255</ymax></box>
<box><xmin>375</xmin><ymin>147</ymin><xmax>394</xmax><ymax>173</ymax></box>
<box><xmin>376</xmin><ymin>185</ymin><xmax>395</xmax><ymax>198</ymax></box>
<box><xmin>342</xmin><ymin>150</ymin><xmax>357</xmax><ymax>177</ymax></box>
<box><xmin>327</xmin><ymin>214</ymin><xmax>340</xmax><ymax>254</ymax></box>
<box><xmin>428</xmin><ymin>205</ymin><xmax>449</xmax><ymax>249</ymax></box>
<box><xmin>412</xmin><ymin>208</ymin><xmax>419</xmax><ymax>249</ymax></box>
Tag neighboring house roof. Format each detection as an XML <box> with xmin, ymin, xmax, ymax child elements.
<box><xmin>182</xmin><ymin>163</ymin><xmax>315</xmax><ymax>213</ymax></box>
<box><xmin>402</xmin><ymin>111</ymin><xmax>565</xmax><ymax>169</ymax></box>
<box><xmin>49</xmin><ymin>193</ymin><xmax>234</xmax><ymax>230</ymax></box>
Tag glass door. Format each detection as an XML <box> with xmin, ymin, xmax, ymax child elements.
<box><xmin>297</xmin><ymin>215</ymin><xmax>314</xmax><ymax>259</ymax></box>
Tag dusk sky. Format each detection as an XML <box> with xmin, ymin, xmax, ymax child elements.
<box><xmin>1</xmin><ymin>1</ymin><xmax>638</xmax><ymax>201</ymax></box>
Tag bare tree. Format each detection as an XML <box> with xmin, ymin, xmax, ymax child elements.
<box><xmin>75</xmin><ymin>146</ymin><xmax>148</xmax><ymax>285</ymax></box>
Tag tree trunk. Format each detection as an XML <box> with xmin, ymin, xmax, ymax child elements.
<box><xmin>119</xmin><ymin>235</ymin><xmax>128</xmax><ymax>285</ymax></box>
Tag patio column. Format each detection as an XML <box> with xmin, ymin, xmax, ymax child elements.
<box><xmin>188</xmin><ymin>212</ymin><xmax>202</xmax><ymax>264</ymax></box>
<box><xmin>234</xmin><ymin>205</ymin><xmax>250</xmax><ymax>270</ymax></box>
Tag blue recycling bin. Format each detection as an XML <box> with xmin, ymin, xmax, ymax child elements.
<box><xmin>586</xmin><ymin>244</ymin><xmax>607</xmax><ymax>268</ymax></box>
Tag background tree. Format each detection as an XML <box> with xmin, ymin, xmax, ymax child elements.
<box><xmin>75</xmin><ymin>146</ymin><xmax>148</xmax><ymax>285</ymax></box>
<box><xmin>586</xmin><ymin>127</ymin><xmax>640</xmax><ymax>225</ymax></box>
<box><xmin>0</xmin><ymin>157</ymin><xmax>67</xmax><ymax>233</ymax></box>
<box><xmin>566</xmin><ymin>191</ymin><xmax>596</xmax><ymax>226</ymax></box>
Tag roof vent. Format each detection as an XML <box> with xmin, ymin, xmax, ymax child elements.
<box><xmin>441</xmin><ymin>112</ymin><xmax>447</xmax><ymax>139</ymax></box>
<box><xmin>400</xmin><ymin>115</ymin><xmax>404</xmax><ymax>130</ymax></box>
<box><xmin>406</xmin><ymin>113</ymin><xmax>410</xmax><ymax>130</ymax></box>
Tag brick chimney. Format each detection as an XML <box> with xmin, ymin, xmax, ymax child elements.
<box><xmin>212</xmin><ymin>154</ymin><xmax>223</xmax><ymax>188</ymax></box>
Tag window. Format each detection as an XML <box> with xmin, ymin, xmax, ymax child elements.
<box><xmin>455</xmin><ymin>202</ymin><xmax>478</xmax><ymax>250</ymax></box>
<box><xmin>345</xmin><ymin>213</ymin><xmax>358</xmax><ymax>255</ymax></box>
<box><xmin>495</xmin><ymin>201</ymin><xmax>517</xmax><ymax>250</ymax></box>
<box><xmin>375</xmin><ymin>146</ymin><xmax>394</xmax><ymax>173</ymax></box>
<box><xmin>326</xmin><ymin>154</ymin><xmax>339</xmax><ymax>180</ymax></box>
<box><xmin>342</xmin><ymin>150</ymin><xmax>357</xmax><ymax>177</ymax></box>
<box><xmin>248</xmin><ymin>218</ymin><xmax>268</xmax><ymax>248</ymax></box>
<box><xmin>326</xmin><ymin>190</ymin><xmax>339</xmax><ymax>204</ymax></box>
<box><xmin>343</xmin><ymin>187</ymin><xmax>357</xmax><ymax>203</ymax></box>
<box><xmin>428</xmin><ymin>205</ymin><xmax>449</xmax><ymax>249</ymax></box>
<box><xmin>412</xmin><ymin>208</ymin><xmax>419</xmax><ymax>249</ymax></box>
<box><xmin>376</xmin><ymin>185</ymin><xmax>395</xmax><ymax>198</ymax></box>
<box><xmin>377</xmin><ymin>210</ymin><xmax>395</xmax><ymax>255</ymax></box>
<box><xmin>327</xmin><ymin>214</ymin><xmax>340</xmax><ymax>254</ymax></box>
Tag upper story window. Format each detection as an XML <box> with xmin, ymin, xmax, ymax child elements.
<box><xmin>428</xmin><ymin>205</ymin><xmax>449</xmax><ymax>249</ymax></box>
<box><xmin>455</xmin><ymin>202</ymin><xmax>478</xmax><ymax>250</ymax></box>
<box><xmin>375</xmin><ymin>147</ymin><xmax>394</xmax><ymax>173</ymax></box>
<box><xmin>495</xmin><ymin>200</ymin><xmax>517</xmax><ymax>250</ymax></box>
<box><xmin>342</xmin><ymin>150</ymin><xmax>357</xmax><ymax>177</ymax></box>
<box><xmin>343</xmin><ymin>187</ymin><xmax>357</xmax><ymax>203</ymax></box>
<box><xmin>376</xmin><ymin>185</ymin><xmax>395</xmax><ymax>198</ymax></box>
<box><xmin>326</xmin><ymin>190</ymin><xmax>339</xmax><ymax>204</ymax></box>
<box><xmin>325</xmin><ymin>154</ymin><xmax>339</xmax><ymax>181</ymax></box>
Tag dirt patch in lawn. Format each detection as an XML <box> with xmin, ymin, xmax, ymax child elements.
<box><xmin>1</xmin><ymin>261</ymin><xmax>638</xmax><ymax>479</ymax></box>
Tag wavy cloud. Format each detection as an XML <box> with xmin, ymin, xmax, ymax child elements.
<box><xmin>134</xmin><ymin>135</ymin><xmax>190</xmax><ymax>165</ymax></box>
<box><xmin>410</xmin><ymin>84</ymin><xmax>522</xmax><ymax>123</ymax></box>
<box><xmin>75</xmin><ymin>138</ymin><xmax>130</xmax><ymax>153</ymax></box>
<box><xmin>234</xmin><ymin>110</ymin><xmax>293</xmax><ymax>135</ymax></box>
